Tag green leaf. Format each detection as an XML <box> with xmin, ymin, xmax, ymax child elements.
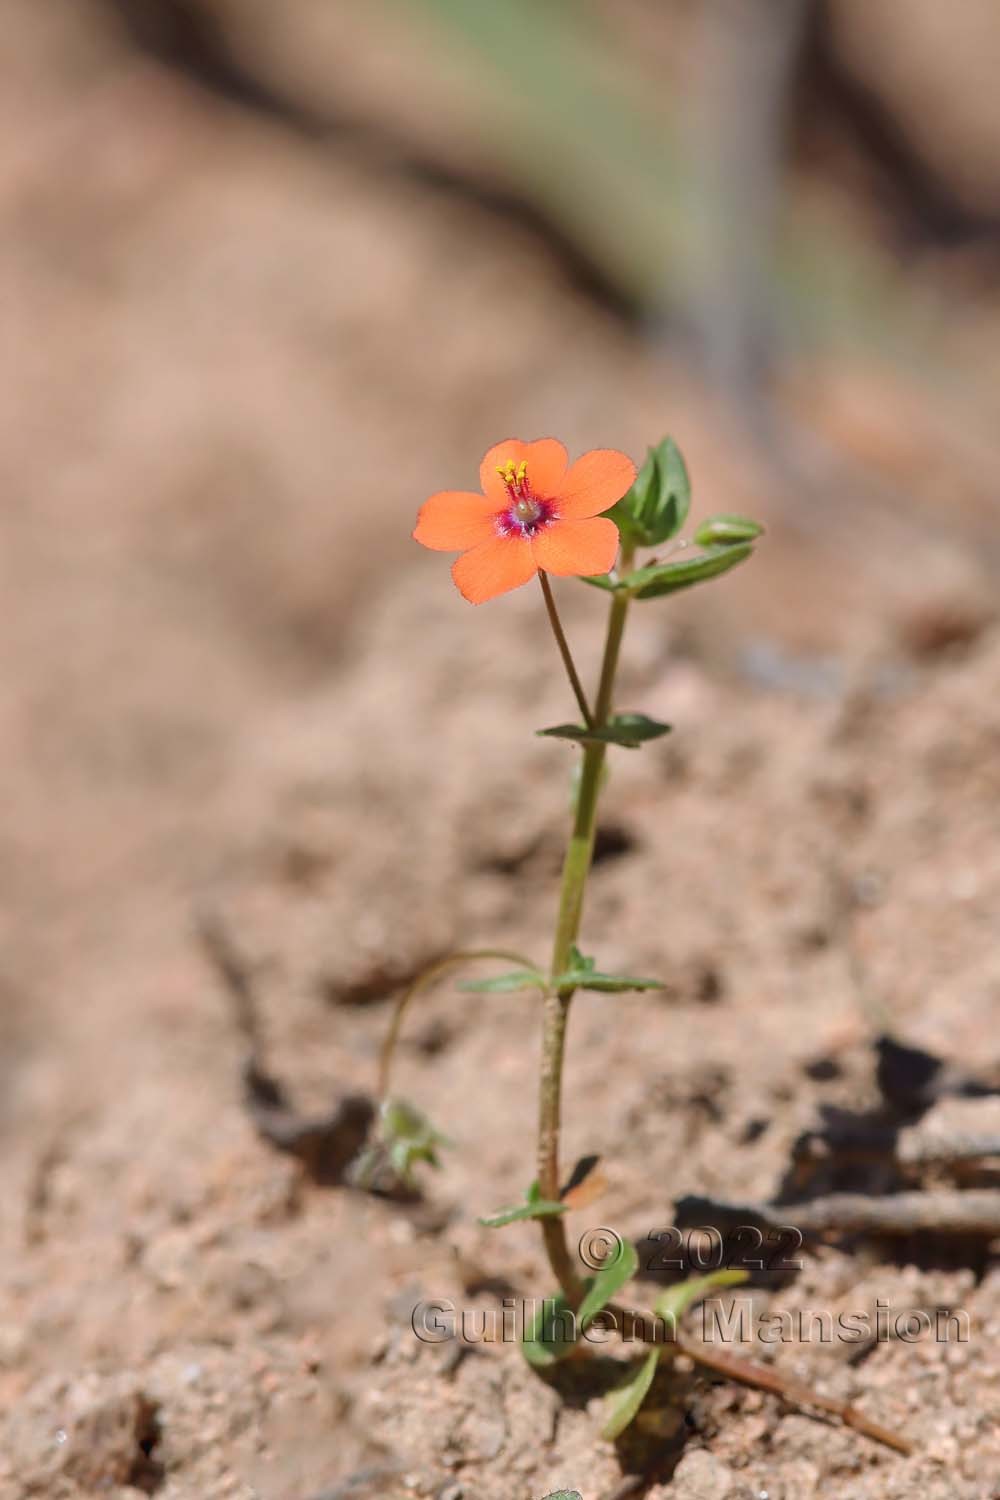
<box><xmin>693</xmin><ymin>513</ymin><xmax>764</xmax><ymax>547</ymax></box>
<box><xmin>522</xmin><ymin>1291</ymin><xmax>579</xmax><ymax>1368</ymax></box>
<box><xmin>540</xmin><ymin>1492</ymin><xmax>583</xmax><ymax>1500</ymax></box>
<box><xmin>537</xmin><ymin>712</ymin><xmax>672</xmax><ymax>750</ymax></box>
<box><xmin>577</xmin><ymin>1238</ymin><xmax>639</xmax><ymax>1325</ymax></box>
<box><xmin>625</xmin><ymin>543</ymin><xmax>753</xmax><ymax>600</ymax></box>
<box><xmin>380</xmin><ymin>1097</ymin><xmax>449</xmax><ymax>1181</ymax></box>
<box><xmin>478</xmin><ymin>1197</ymin><xmax>567</xmax><ymax>1228</ymax></box>
<box><xmin>381</xmin><ymin>1097</ymin><xmax>443</xmax><ymax>1144</ymax></box>
<box><xmin>522</xmin><ymin>1242</ymin><xmax>639</xmax><ymax>1369</ymax></box>
<box><xmin>601</xmin><ymin>1347</ymin><xmax>661</xmax><ymax>1440</ymax></box>
<box><xmin>537</xmin><ymin>722</ymin><xmax>598</xmax><ymax>746</ymax></box>
<box><xmin>555</xmin><ymin>948</ymin><xmax>664</xmax><ymax>994</ymax></box>
<box><xmin>556</xmin><ymin>969</ymin><xmax>665</xmax><ymax>994</ymax></box>
<box><xmin>390</xmin><ymin>1137</ymin><xmax>439</xmax><ymax>1176</ymax></box>
<box><xmin>458</xmin><ymin>969</ymin><xmax>546</xmax><ymax>993</ymax></box>
<box><xmin>578</xmin><ymin>570</ymin><xmax>622</xmax><ymax>593</ymax></box>
<box><xmin>607</xmin><ymin>437</ymin><xmax>691</xmax><ymax>548</ymax></box>
<box><xmin>654</xmin><ymin>1269</ymin><xmax>750</xmax><ymax>1331</ymax></box>
<box><xmin>599</xmin><ymin>713</ymin><xmax>672</xmax><ymax>746</ymax></box>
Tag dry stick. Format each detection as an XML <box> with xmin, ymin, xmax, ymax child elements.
<box><xmin>590</xmin><ymin>1298</ymin><xmax>913</xmax><ymax>1455</ymax></box>
<box><xmin>798</xmin><ymin>1124</ymin><xmax>1000</xmax><ymax>1174</ymax></box>
<box><xmin>898</xmin><ymin>1135</ymin><xmax>1000</xmax><ymax>1172</ymax></box>
<box><xmin>768</xmin><ymin>1189</ymin><xmax>1000</xmax><ymax>1238</ymax></box>
<box><xmin>679</xmin><ymin>1188</ymin><xmax>1000</xmax><ymax>1238</ymax></box>
<box><xmin>808</xmin><ymin>1107</ymin><xmax>1000</xmax><ymax>1175</ymax></box>
<box><xmin>673</xmin><ymin>1333</ymin><xmax>914</xmax><ymax>1456</ymax></box>
<box><xmin>532</xmin><ymin>1284</ymin><xmax>917</xmax><ymax>1456</ymax></box>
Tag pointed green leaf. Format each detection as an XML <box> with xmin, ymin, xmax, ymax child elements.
<box><xmin>555</xmin><ymin>969</ymin><xmax>665</xmax><ymax>994</ymax></box>
<box><xmin>540</xmin><ymin>1491</ymin><xmax>583</xmax><ymax>1500</ymax></box>
<box><xmin>522</xmin><ymin>1291</ymin><xmax>579</xmax><ymax>1368</ymax></box>
<box><xmin>602</xmin><ymin>1347</ymin><xmax>661</xmax><ymax>1440</ymax></box>
<box><xmin>458</xmin><ymin>969</ymin><xmax>546</xmax><ymax>993</ymax></box>
<box><xmin>625</xmin><ymin>544</ymin><xmax>753</xmax><ymax>600</ymax></box>
<box><xmin>380</xmin><ymin>1097</ymin><xmax>449</xmax><ymax>1182</ymax></box>
<box><xmin>579</xmin><ymin>571</ymin><xmax>623</xmax><ymax>593</ymax></box>
<box><xmin>577</xmin><ymin>1238</ymin><xmax>639</xmax><ymax>1326</ymax></box>
<box><xmin>654</xmin><ymin>1269</ymin><xmax>750</xmax><ymax>1331</ymax></box>
<box><xmin>522</xmin><ymin>1245</ymin><xmax>639</xmax><ymax>1368</ymax></box>
<box><xmin>556</xmin><ymin>948</ymin><xmax>664</xmax><ymax>994</ymax></box>
<box><xmin>607</xmin><ymin>438</ymin><xmax>691</xmax><ymax>547</ymax></box>
<box><xmin>537</xmin><ymin>722</ymin><xmax>605</xmax><ymax>747</ymax></box>
<box><xmin>693</xmin><ymin>514</ymin><xmax>764</xmax><ymax>547</ymax></box>
<box><xmin>654</xmin><ymin>437</ymin><xmax>692</xmax><ymax>537</ymax></box>
<box><xmin>478</xmin><ymin>1197</ymin><xmax>567</xmax><ymax>1227</ymax></box>
<box><xmin>537</xmin><ymin>713</ymin><xmax>671</xmax><ymax>750</ymax></box>
<box><xmin>599</xmin><ymin>713</ymin><xmax>672</xmax><ymax>746</ymax></box>
<box><xmin>381</xmin><ymin>1098</ymin><xmax>428</xmax><ymax>1139</ymax></box>
<box><xmin>390</xmin><ymin>1137</ymin><xmax>440</xmax><ymax>1175</ymax></box>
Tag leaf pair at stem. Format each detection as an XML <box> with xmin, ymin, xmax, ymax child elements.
<box><xmin>518</xmin><ymin>1237</ymin><xmax>749</xmax><ymax>1440</ymax></box>
<box><xmin>458</xmin><ymin>945</ymin><xmax>664</xmax><ymax>998</ymax></box>
<box><xmin>594</xmin><ymin>436</ymin><xmax>761</xmax><ymax>599</ymax></box>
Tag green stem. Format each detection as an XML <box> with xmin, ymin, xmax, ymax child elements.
<box><xmin>379</xmin><ymin>948</ymin><xmax>541</xmax><ymax>1100</ymax></box>
<box><xmin>538</xmin><ymin>571</ymin><xmax>594</xmax><ymax>727</ymax></box>
<box><xmin>537</xmin><ymin>546</ymin><xmax>634</xmax><ymax>1300</ymax></box>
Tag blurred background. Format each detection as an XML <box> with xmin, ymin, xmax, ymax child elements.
<box><xmin>3</xmin><ymin>3</ymin><xmax>1000</xmax><ymax>1494</ymax></box>
<box><xmin>7</xmin><ymin>0</ymin><xmax>1000</xmax><ymax>997</ymax></box>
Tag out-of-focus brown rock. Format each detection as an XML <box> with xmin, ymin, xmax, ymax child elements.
<box><xmin>1</xmin><ymin>1373</ymin><xmax>159</xmax><ymax>1496</ymax></box>
<box><xmin>829</xmin><ymin>0</ymin><xmax>1000</xmax><ymax>217</ymax></box>
<box><xmin>669</xmin><ymin>1449</ymin><xmax>754</xmax><ymax>1500</ymax></box>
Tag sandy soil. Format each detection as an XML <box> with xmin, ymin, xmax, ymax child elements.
<box><xmin>2</xmin><ymin>6</ymin><xmax>999</xmax><ymax>1499</ymax></box>
<box><xmin>4</xmin><ymin>568</ymin><xmax>999</xmax><ymax>1499</ymax></box>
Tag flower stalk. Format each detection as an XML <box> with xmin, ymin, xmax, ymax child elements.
<box><xmin>537</xmin><ymin>542</ymin><xmax>635</xmax><ymax>1303</ymax></box>
<box><xmin>538</xmin><ymin>571</ymin><xmax>594</xmax><ymax>729</ymax></box>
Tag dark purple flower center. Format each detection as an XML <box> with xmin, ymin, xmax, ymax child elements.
<box><xmin>495</xmin><ymin>464</ymin><xmax>558</xmax><ymax>537</ymax></box>
<box><xmin>499</xmin><ymin>495</ymin><xmax>557</xmax><ymax>537</ymax></box>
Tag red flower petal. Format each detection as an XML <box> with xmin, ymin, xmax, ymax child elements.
<box><xmin>452</xmin><ymin>534</ymin><xmax>537</xmax><ymax>604</ymax></box>
<box><xmin>556</xmin><ymin>449</ymin><xmax>637</xmax><ymax>519</ymax></box>
<box><xmin>531</xmin><ymin>516</ymin><xmax>619</xmax><ymax>577</ymax></box>
<box><xmin>413</xmin><ymin>491</ymin><xmax>499</xmax><ymax>552</ymax></box>
<box><xmin>480</xmin><ymin>438</ymin><xmax>568</xmax><ymax>504</ymax></box>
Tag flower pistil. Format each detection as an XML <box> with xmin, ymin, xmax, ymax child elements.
<box><xmin>496</xmin><ymin>460</ymin><xmax>556</xmax><ymax>538</ymax></box>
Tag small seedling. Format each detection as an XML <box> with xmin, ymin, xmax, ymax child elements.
<box><xmin>376</xmin><ymin>436</ymin><xmax>909</xmax><ymax>1456</ymax></box>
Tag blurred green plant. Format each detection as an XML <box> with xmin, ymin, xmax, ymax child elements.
<box><xmin>384</xmin><ymin>0</ymin><xmax>919</xmax><ymax>353</ymax></box>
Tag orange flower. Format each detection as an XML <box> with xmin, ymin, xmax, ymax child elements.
<box><xmin>413</xmin><ymin>438</ymin><xmax>637</xmax><ymax>604</ymax></box>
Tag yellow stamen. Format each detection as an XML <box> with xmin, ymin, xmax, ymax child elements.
<box><xmin>495</xmin><ymin>458</ymin><xmax>529</xmax><ymax>494</ymax></box>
